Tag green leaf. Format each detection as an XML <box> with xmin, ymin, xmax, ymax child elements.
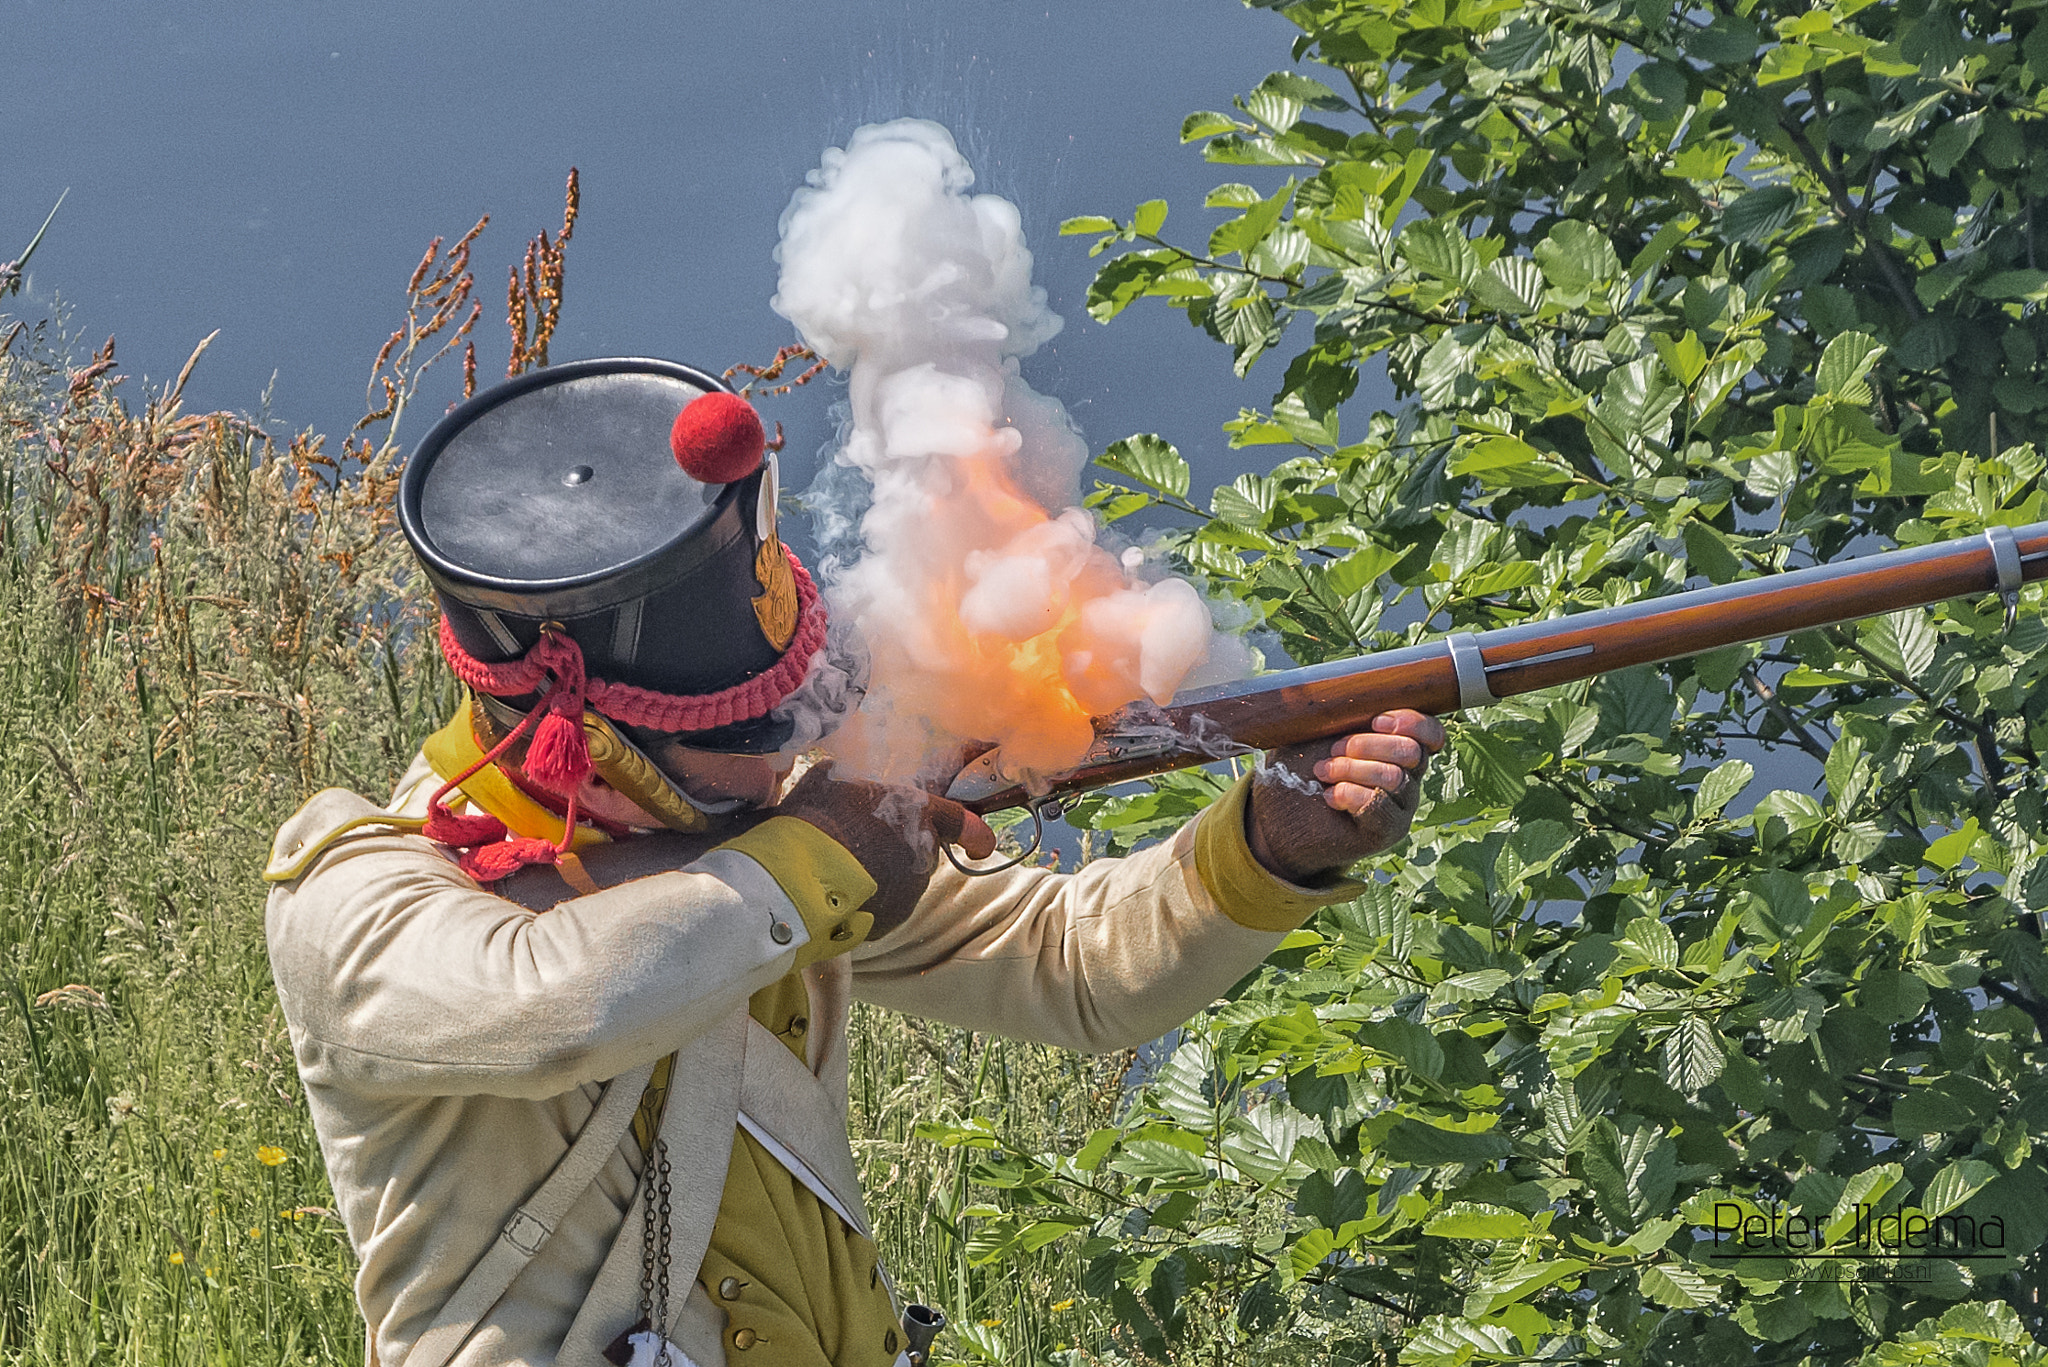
<box><xmin>1382</xmin><ymin>1120</ymin><xmax>1511</xmax><ymax>1166</ymax></box>
<box><xmin>1108</xmin><ymin>1140</ymin><xmax>1211</xmax><ymax>1183</ymax></box>
<box><xmin>1925</xmin><ymin>817</ymin><xmax>1983</xmax><ymax>872</ymax></box>
<box><xmin>1694</xmin><ymin>759</ymin><xmax>1754</xmax><ymax>819</ymax></box>
<box><xmin>1976</xmin><ymin>269</ymin><xmax>2048</xmax><ymax>301</ymax></box>
<box><xmin>1449</xmin><ymin>434</ymin><xmax>1543</xmax><ymax>475</ymax></box>
<box><xmin>1683</xmin><ymin>521</ymin><xmax>1743</xmax><ymax>584</ymax></box>
<box><xmin>1425</xmin><ymin>1203</ymin><xmax>1533</xmax><ymax>1240</ymax></box>
<box><xmin>1401</xmin><ymin>1318</ymin><xmax>1519</xmax><ymax>1366</ymax></box>
<box><xmin>1661</xmin><ymin>1016</ymin><xmax>1727</xmax><ymax>1094</ymax></box>
<box><xmin>1687</xmin><ymin>12</ymin><xmax>1761</xmax><ymax>64</ymax></box>
<box><xmin>1060</xmin><ymin>215</ymin><xmax>1117</xmax><ymax>236</ymax></box>
<box><xmin>1923</xmin><ymin>1158</ymin><xmax>1999</xmax><ymax>1217</ymax></box>
<box><xmin>1181</xmin><ymin>112</ymin><xmax>1240</xmax><ymax>143</ymax></box>
<box><xmin>1286</xmin><ymin>1226</ymin><xmax>1336</xmax><ymax>1280</ymax></box>
<box><xmin>1639</xmin><ymin>1262</ymin><xmax>1716</xmax><ymax>1309</ymax></box>
<box><xmin>1619</xmin><ymin>915</ymin><xmax>1679</xmax><ymax>970</ymax></box>
<box><xmin>1723</xmin><ymin>185</ymin><xmax>1800</xmax><ymax>244</ymax></box>
<box><xmin>1073</xmin><ymin>1128</ymin><xmax>1118</xmax><ymax>1172</ymax></box>
<box><xmin>1469</xmin><ymin>256</ymin><xmax>1546</xmax><ymax>315</ymax></box>
<box><xmin>1892</xmin><ymin>1080</ymin><xmax>1994</xmax><ymax>1137</ymax></box>
<box><xmin>1583</xmin><ymin>1120</ymin><xmax>1678</xmax><ymax>1225</ymax></box>
<box><xmin>1086</xmin><ymin>253</ymin><xmax>1168</xmax><ymax>322</ymax></box>
<box><xmin>1356</xmin><ymin>1017</ymin><xmax>1445</xmax><ymax>1079</ymax></box>
<box><xmin>1432</xmin><ymin>968</ymin><xmax>1512</xmax><ymax>1004</ymax></box>
<box><xmin>1131</xmin><ymin>199</ymin><xmax>1168</xmax><ymax>238</ymax></box>
<box><xmin>1454</xmin><ymin>725</ymin><xmax>1530</xmax><ymax>804</ymax></box>
<box><xmin>1859</xmin><ymin>969</ymin><xmax>1929</xmax><ymax>1024</ymax></box>
<box><xmin>1532</xmin><ymin>220</ymin><xmax>1620</xmax><ymax>296</ymax></box>
<box><xmin>1860</xmin><ymin>608</ymin><xmax>1938</xmax><ymax>677</ymax></box>
<box><xmin>1097</xmin><ymin>434</ymin><xmax>1190</xmax><ymax>498</ymax></box>
<box><xmin>1815</xmin><ymin>330</ymin><xmax>1884</xmax><ymax>399</ymax></box>
<box><xmin>1398</xmin><ymin>219</ymin><xmax>1478</xmax><ymax>286</ymax></box>
<box><xmin>1325</xmin><ymin>544</ymin><xmax>1403</xmax><ymax>597</ymax></box>
<box><xmin>1296</xmin><ymin>1166</ymin><xmax>1370</xmax><ymax>1229</ymax></box>
<box><xmin>1236</xmin><ymin>1276</ymin><xmax>1288</xmax><ymax>1334</ymax></box>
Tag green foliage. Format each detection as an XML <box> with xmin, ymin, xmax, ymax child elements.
<box><xmin>954</xmin><ymin>0</ymin><xmax>2048</xmax><ymax>1360</ymax></box>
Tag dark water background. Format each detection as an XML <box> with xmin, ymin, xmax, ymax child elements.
<box><xmin>8</xmin><ymin>0</ymin><xmax>1369</xmax><ymax>506</ymax></box>
<box><xmin>8</xmin><ymin>1</ymin><xmax>1816</xmax><ymax>836</ymax></box>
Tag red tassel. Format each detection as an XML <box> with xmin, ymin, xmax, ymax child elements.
<box><xmin>462</xmin><ymin>837</ymin><xmax>561</xmax><ymax>883</ymax></box>
<box><xmin>525</xmin><ymin>709</ymin><xmax>593</xmax><ymax>792</ymax></box>
<box><xmin>423</xmin><ymin>807</ymin><xmax>509</xmax><ymax>847</ymax></box>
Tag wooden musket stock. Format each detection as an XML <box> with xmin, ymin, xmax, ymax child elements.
<box><xmin>944</xmin><ymin>521</ymin><xmax>2048</xmax><ymax>816</ymax></box>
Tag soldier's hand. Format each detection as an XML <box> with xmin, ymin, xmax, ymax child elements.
<box><xmin>774</xmin><ymin>764</ymin><xmax>998</xmax><ymax>937</ymax></box>
<box><xmin>1246</xmin><ymin>710</ymin><xmax>1445</xmax><ymax>884</ymax></box>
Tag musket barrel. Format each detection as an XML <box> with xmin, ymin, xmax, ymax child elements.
<box><xmin>948</xmin><ymin>521</ymin><xmax>2048</xmax><ymax>813</ymax></box>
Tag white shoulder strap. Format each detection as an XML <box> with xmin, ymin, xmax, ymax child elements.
<box><xmin>400</xmin><ymin>1060</ymin><xmax>656</xmax><ymax>1367</ymax></box>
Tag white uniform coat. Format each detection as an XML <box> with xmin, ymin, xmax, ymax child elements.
<box><xmin>264</xmin><ymin>755</ymin><xmax>1345</xmax><ymax>1366</ymax></box>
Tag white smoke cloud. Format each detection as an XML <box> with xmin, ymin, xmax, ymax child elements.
<box><xmin>774</xmin><ymin>118</ymin><xmax>1242</xmax><ymax>784</ymax></box>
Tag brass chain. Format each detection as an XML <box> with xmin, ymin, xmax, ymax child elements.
<box><xmin>638</xmin><ymin>1136</ymin><xmax>673</xmax><ymax>1332</ymax></box>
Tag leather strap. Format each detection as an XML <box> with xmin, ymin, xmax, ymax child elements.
<box><xmin>401</xmin><ymin>1060</ymin><xmax>656</xmax><ymax>1367</ymax></box>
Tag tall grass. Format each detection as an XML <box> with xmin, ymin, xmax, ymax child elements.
<box><xmin>0</xmin><ymin>271</ymin><xmax>1137</xmax><ymax>1362</ymax></box>
<box><xmin>0</xmin><ymin>313</ymin><xmax>449</xmax><ymax>1362</ymax></box>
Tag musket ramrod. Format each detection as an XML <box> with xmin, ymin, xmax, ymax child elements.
<box><xmin>945</xmin><ymin>521</ymin><xmax>2048</xmax><ymax>816</ymax></box>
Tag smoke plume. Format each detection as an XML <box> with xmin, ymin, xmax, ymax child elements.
<box><xmin>774</xmin><ymin>119</ymin><xmax>1238</xmax><ymax>784</ymax></box>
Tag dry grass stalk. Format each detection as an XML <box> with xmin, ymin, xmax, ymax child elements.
<box><xmin>724</xmin><ymin>344</ymin><xmax>827</xmax><ymax>453</ymax></box>
<box><xmin>505</xmin><ymin>168</ymin><xmax>580</xmax><ymax>376</ymax></box>
<box><xmin>354</xmin><ymin>217</ymin><xmax>487</xmax><ymax>469</ymax></box>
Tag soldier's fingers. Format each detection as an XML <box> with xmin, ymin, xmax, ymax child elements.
<box><xmin>1322</xmin><ymin>780</ymin><xmax>1396</xmax><ymax>815</ymax></box>
<box><xmin>1323</xmin><ymin>733</ymin><xmax>1427</xmax><ymax>769</ymax></box>
<box><xmin>1315</xmin><ymin>757</ymin><xmax>1409</xmax><ymax>794</ymax></box>
<box><xmin>961</xmin><ymin>813</ymin><xmax>997</xmax><ymax>860</ymax></box>
<box><xmin>1369</xmin><ymin>710</ymin><xmax>1447</xmax><ymax>754</ymax></box>
<box><xmin>927</xmin><ymin>794</ymin><xmax>999</xmax><ymax>860</ymax></box>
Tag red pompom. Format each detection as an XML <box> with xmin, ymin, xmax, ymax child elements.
<box><xmin>670</xmin><ymin>392</ymin><xmax>765</xmax><ymax>485</ymax></box>
<box><xmin>524</xmin><ymin>709</ymin><xmax>594</xmax><ymax>792</ymax></box>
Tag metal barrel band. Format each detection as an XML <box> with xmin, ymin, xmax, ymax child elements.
<box><xmin>1986</xmin><ymin>525</ymin><xmax>2023</xmax><ymax>631</ymax></box>
<box><xmin>1447</xmin><ymin>633</ymin><xmax>1497</xmax><ymax>711</ymax></box>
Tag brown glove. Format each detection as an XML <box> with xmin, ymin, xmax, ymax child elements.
<box><xmin>1246</xmin><ymin>712</ymin><xmax>1444</xmax><ymax>885</ymax></box>
<box><xmin>773</xmin><ymin>763</ymin><xmax>998</xmax><ymax>936</ymax></box>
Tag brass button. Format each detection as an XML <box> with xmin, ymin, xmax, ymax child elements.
<box><xmin>718</xmin><ymin>1276</ymin><xmax>747</xmax><ymax>1300</ymax></box>
<box><xmin>884</xmin><ymin>1328</ymin><xmax>899</xmax><ymax>1353</ymax></box>
<box><xmin>769</xmin><ymin>920</ymin><xmax>793</xmax><ymax>945</ymax></box>
<box><xmin>788</xmin><ymin>1016</ymin><xmax>808</xmax><ymax>1036</ymax></box>
<box><xmin>732</xmin><ymin>1327</ymin><xmax>758</xmax><ymax>1350</ymax></box>
<box><xmin>830</xmin><ymin>925</ymin><xmax>852</xmax><ymax>941</ymax></box>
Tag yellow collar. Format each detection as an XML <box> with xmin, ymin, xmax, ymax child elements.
<box><xmin>422</xmin><ymin>698</ymin><xmax>609</xmax><ymax>851</ymax></box>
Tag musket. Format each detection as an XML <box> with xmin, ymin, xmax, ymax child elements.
<box><xmin>943</xmin><ymin>521</ymin><xmax>2048</xmax><ymax>817</ymax></box>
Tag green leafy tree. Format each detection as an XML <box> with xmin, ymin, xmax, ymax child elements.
<box><xmin>927</xmin><ymin>0</ymin><xmax>2048</xmax><ymax>1362</ymax></box>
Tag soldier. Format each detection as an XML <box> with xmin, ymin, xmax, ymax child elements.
<box><xmin>263</xmin><ymin>359</ymin><xmax>1444</xmax><ymax>1367</ymax></box>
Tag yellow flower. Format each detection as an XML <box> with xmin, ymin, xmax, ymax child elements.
<box><xmin>980</xmin><ymin>1318</ymin><xmax>1003</xmax><ymax>1328</ymax></box>
<box><xmin>211</xmin><ymin>1148</ymin><xmax>226</xmax><ymax>1161</ymax></box>
<box><xmin>246</xmin><ymin>1226</ymin><xmax>261</xmax><ymax>1239</ymax></box>
<box><xmin>255</xmin><ymin>1145</ymin><xmax>288</xmax><ymax>1167</ymax></box>
<box><xmin>167</xmin><ymin>1251</ymin><xmax>184</xmax><ymax>1266</ymax></box>
<box><xmin>1050</xmin><ymin>1300</ymin><xmax>1075</xmax><ymax>1313</ymax></box>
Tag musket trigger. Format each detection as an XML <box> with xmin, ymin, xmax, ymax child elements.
<box><xmin>1986</xmin><ymin>524</ymin><xmax>2023</xmax><ymax>633</ymax></box>
<box><xmin>943</xmin><ymin>799</ymin><xmax>1050</xmax><ymax>878</ymax></box>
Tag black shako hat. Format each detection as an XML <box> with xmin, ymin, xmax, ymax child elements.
<box><xmin>398</xmin><ymin>357</ymin><xmax>821</xmax><ymax>755</ymax></box>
